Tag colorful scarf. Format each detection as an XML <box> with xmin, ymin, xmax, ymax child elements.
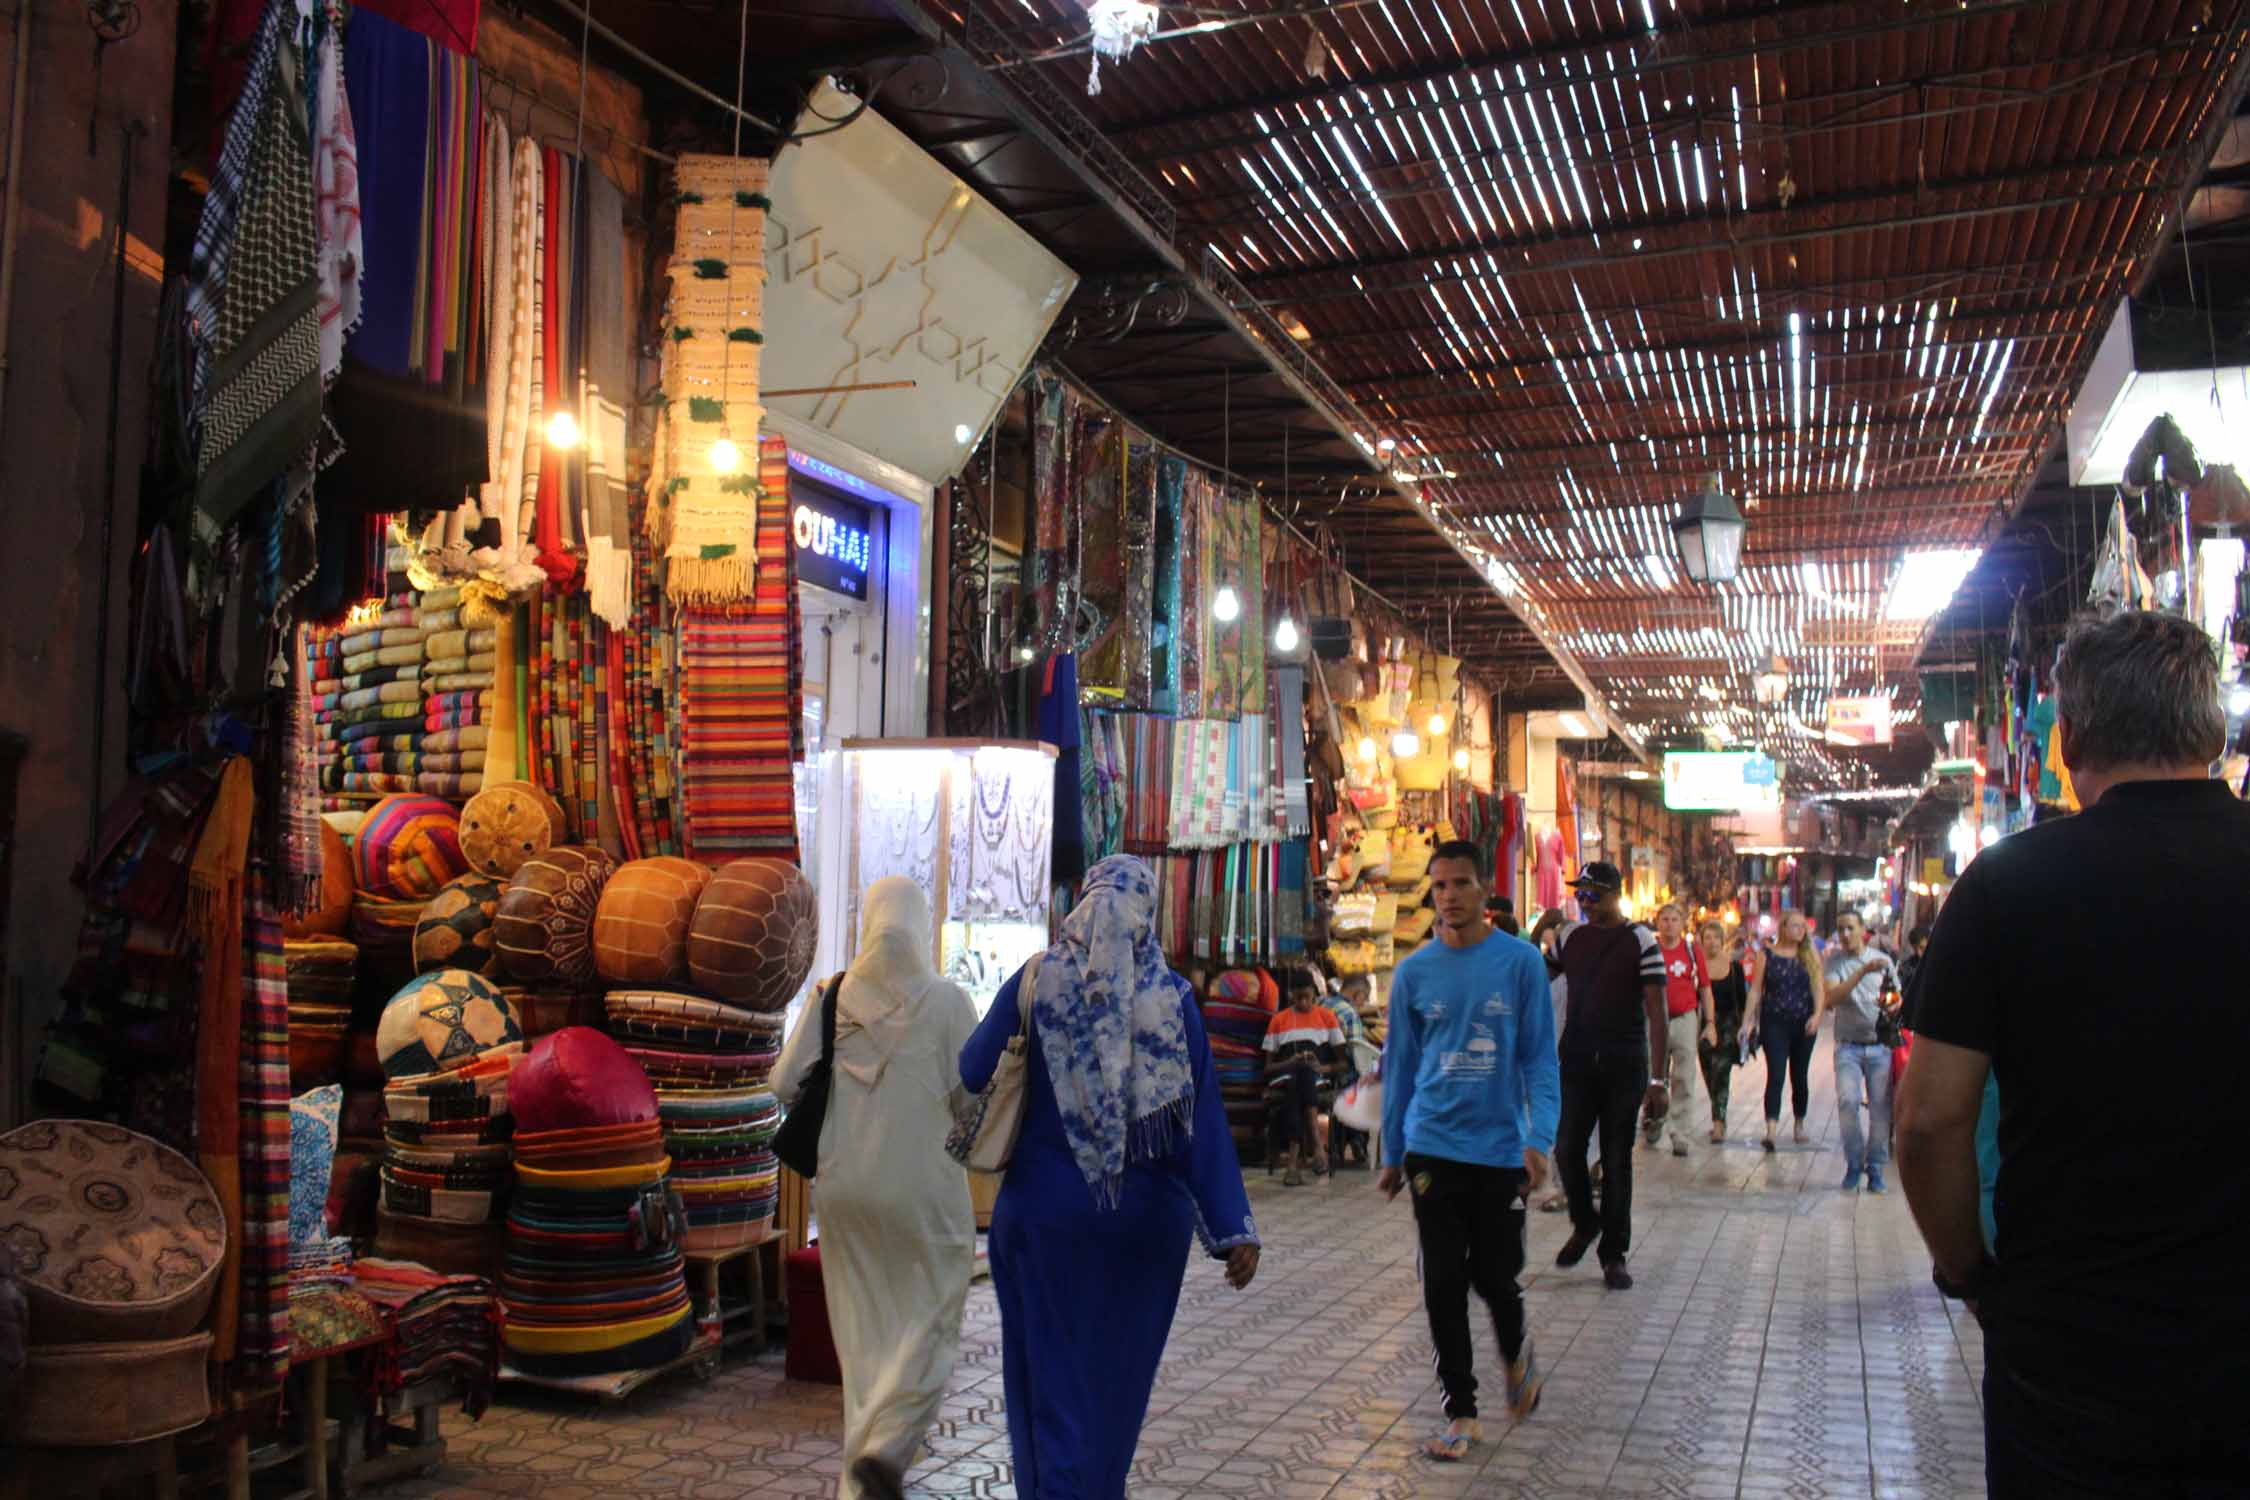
<box><xmin>581</xmin><ymin>166</ymin><xmax>632</xmax><ymax>627</ymax></box>
<box><xmin>185</xmin><ymin>0</ymin><xmax>283</xmax><ymax>433</ymax></box>
<box><xmin>311</xmin><ymin>0</ymin><xmax>362</xmax><ymax>382</ymax></box>
<box><xmin>237</xmin><ymin>885</ymin><xmax>293</xmax><ymax>1384</ymax></box>
<box><xmin>191</xmin><ymin>756</ymin><xmax>255</xmax><ymax>1361</ymax></box>
<box><xmin>1031</xmin><ymin>855</ymin><xmax>1194</xmax><ymax>1208</ymax></box>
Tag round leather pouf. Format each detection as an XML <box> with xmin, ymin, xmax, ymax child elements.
<box><xmin>376</xmin><ymin>970</ymin><xmax>525</xmax><ymax>1080</ymax></box>
<box><xmin>494</xmin><ymin>846</ymin><xmax>618</xmax><ymax>986</ymax></box>
<box><xmin>413</xmin><ymin>873</ymin><xmax>505</xmax><ymax>976</ymax></box>
<box><xmin>592</xmin><ymin>858</ymin><xmax>712</xmax><ymax>987</ymax></box>
<box><xmin>458</xmin><ymin>781</ymin><xmax>567</xmax><ymax>880</ymax></box>
<box><xmin>511</xmin><ymin>1028</ymin><xmax>661</xmax><ymax>1136</ymax></box>
<box><xmin>353</xmin><ymin>795</ymin><xmax>469</xmax><ymax>901</ymax></box>
<box><xmin>685</xmin><ymin>859</ymin><xmax>817</xmax><ymax>1011</ymax></box>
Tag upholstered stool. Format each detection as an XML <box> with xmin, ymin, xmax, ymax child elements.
<box><xmin>784</xmin><ymin>1246</ymin><xmax>840</xmax><ymax>1385</ymax></box>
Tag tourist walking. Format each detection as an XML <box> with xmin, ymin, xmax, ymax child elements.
<box><xmin>1697</xmin><ymin>920</ymin><xmax>1756</xmax><ymax>1143</ymax></box>
<box><xmin>1378</xmin><ymin>840</ymin><xmax>1558</xmax><ymax>1461</ymax></box>
<box><xmin>1815</xmin><ymin>911</ymin><xmax>1897</xmax><ymax>1193</ymax></box>
<box><xmin>1899</xmin><ymin>609</ymin><xmax>2250</xmax><ymax>1497</ymax></box>
<box><xmin>959</xmin><ymin>855</ymin><xmax>1260</xmax><ymax>1500</ymax></box>
<box><xmin>1549</xmin><ymin>861</ymin><xmax>1667</xmax><ymax>1291</ymax></box>
<box><xmin>1747</xmin><ymin>910</ymin><xmax>1820</xmax><ymax>1152</ymax></box>
<box><xmin>1648</xmin><ymin>903</ymin><xmax>1714</xmax><ymax>1155</ymax></box>
<box><xmin>772</xmin><ymin>877</ymin><xmax>980</xmax><ymax>1500</ymax></box>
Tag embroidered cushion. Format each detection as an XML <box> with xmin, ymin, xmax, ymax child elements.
<box><xmin>458</xmin><ymin>780</ymin><xmax>567</xmax><ymax>879</ymax></box>
<box><xmin>685</xmin><ymin>859</ymin><xmax>816</xmax><ymax>1011</ymax></box>
<box><xmin>288</xmin><ymin>1085</ymin><xmax>344</xmax><ymax>1248</ymax></box>
<box><xmin>495</xmin><ymin>847</ymin><xmax>617</xmax><ymax>985</ymax></box>
<box><xmin>593</xmin><ymin>858</ymin><xmax>713</xmax><ymax>986</ymax></box>
<box><xmin>352</xmin><ymin>795</ymin><xmax>468</xmax><ymax>900</ymax></box>
<box><xmin>375</xmin><ymin>970</ymin><xmax>524</xmax><ymax>1080</ymax></box>
<box><xmin>413</xmin><ymin>873</ymin><xmax>505</xmax><ymax>976</ymax></box>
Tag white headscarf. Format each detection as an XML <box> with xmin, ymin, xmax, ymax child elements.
<box><xmin>835</xmin><ymin>876</ymin><xmax>942</xmax><ymax>1089</ymax></box>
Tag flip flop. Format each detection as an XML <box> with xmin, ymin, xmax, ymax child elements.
<box><xmin>1424</xmin><ymin>1424</ymin><xmax>1479</xmax><ymax>1462</ymax></box>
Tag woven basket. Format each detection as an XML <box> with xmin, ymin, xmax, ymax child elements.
<box><xmin>1</xmin><ymin>1333</ymin><xmax>213</xmax><ymax>1445</ymax></box>
<box><xmin>674</xmin><ymin>153</ymin><xmax>771</xmax><ymax>203</ymax></box>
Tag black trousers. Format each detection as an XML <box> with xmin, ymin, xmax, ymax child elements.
<box><xmin>1268</xmin><ymin>1061</ymin><xmax>1329</xmax><ymax>1150</ymax></box>
<box><xmin>1761</xmin><ymin>1023</ymin><xmax>1816</xmax><ymax>1123</ymax></box>
<box><xmin>1556</xmin><ymin>1048</ymin><xmax>1646</xmax><ymax>1266</ymax></box>
<box><xmin>1985</xmin><ymin>1352</ymin><xmax>2247</xmax><ymax>1498</ymax></box>
<box><xmin>1405</xmin><ymin>1153</ymin><xmax>1528</xmax><ymax>1422</ymax></box>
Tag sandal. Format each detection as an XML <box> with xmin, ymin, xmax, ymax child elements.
<box><xmin>1424</xmin><ymin>1420</ymin><xmax>1480</xmax><ymax>1462</ymax></box>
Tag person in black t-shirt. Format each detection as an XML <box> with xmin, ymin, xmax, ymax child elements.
<box><xmin>1546</xmin><ymin>861</ymin><xmax>1668</xmax><ymax>1291</ymax></box>
<box><xmin>1898</xmin><ymin>609</ymin><xmax>2250</xmax><ymax>1498</ymax></box>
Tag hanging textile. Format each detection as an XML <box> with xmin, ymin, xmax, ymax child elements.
<box><xmin>340</xmin><ymin>5</ymin><xmax>426</xmax><ymax>378</ymax></box>
<box><xmin>1075</xmin><ymin>414</ymin><xmax>1130</xmax><ymax>697</ymax></box>
<box><xmin>1555</xmin><ymin>760</ymin><xmax>1580</xmax><ymax>885</ymax></box>
<box><xmin>1025</xmin><ymin>372</ymin><xmax>1081</xmax><ymax>655</ymax></box>
<box><xmin>311</xmin><ymin>0</ymin><xmax>362</xmax><ymax>383</ymax></box>
<box><xmin>1118</xmin><ymin>438</ymin><xmax>1159</xmax><ymax>708</ymax></box>
<box><xmin>1039</xmin><ymin>654</ymin><xmax>1088</xmax><ymax>886</ymax></box>
<box><xmin>581</xmin><ymin>167</ymin><xmax>633</xmax><ymax>627</ymax></box>
<box><xmin>237</xmin><ymin>881</ymin><xmax>293</xmax><ymax>1385</ymax></box>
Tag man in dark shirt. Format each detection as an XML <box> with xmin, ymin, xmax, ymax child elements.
<box><xmin>1548</xmin><ymin>861</ymin><xmax>1669</xmax><ymax>1290</ymax></box>
<box><xmin>1898</xmin><ymin>609</ymin><xmax>2250</xmax><ymax>1497</ymax></box>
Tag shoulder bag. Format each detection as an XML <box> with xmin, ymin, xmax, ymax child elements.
<box><xmin>947</xmin><ymin>953</ymin><xmax>1042</xmax><ymax>1174</ymax></box>
<box><xmin>772</xmin><ymin>974</ymin><xmax>844</xmax><ymax>1180</ymax></box>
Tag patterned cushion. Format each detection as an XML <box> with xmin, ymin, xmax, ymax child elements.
<box><xmin>685</xmin><ymin>859</ymin><xmax>817</xmax><ymax>1011</ymax></box>
<box><xmin>458</xmin><ymin>780</ymin><xmax>567</xmax><ymax>879</ymax></box>
<box><xmin>375</xmin><ymin>970</ymin><xmax>524</xmax><ymax>1080</ymax></box>
<box><xmin>413</xmin><ymin>873</ymin><xmax>505</xmax><ymax>976</ymax></box>
<box><xmin>495</xmin><ymin>847</ymin><xmax>617</xmax><ymax>985</ymax></box>
<box><xmin>288</xmin><ymin>1085</ymin><xmax>344</xmax><ymax>1248</ymax></box>
<box><xmin>352</xmin><ymin>795</ymin><xmax>468</xmax><ymax>901</ymax></box>
<box><xmin>592</xmin><ymin>858</ymin><xmax>713</xmax><ymax>986</ymax></box>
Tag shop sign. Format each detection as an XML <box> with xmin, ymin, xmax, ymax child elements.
<box><xmin>791</xmin><ymin>488</ymin><xmax>875</xmax><ymax>600</ymax></box>
<box><xmin>1823</xmin><ymin>695</ymin><xmax>1894</xmax><ymax>746</ymax></box>
<box><xmin>1661</xmin><ymin>750</ymin><xmax>1781</xmax><ymax>811</ymax></box>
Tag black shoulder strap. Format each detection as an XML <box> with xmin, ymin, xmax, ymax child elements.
<box><xmin>818</xmin><ymin>974</ymin><xmax>843</xmax><ymax>1065</ymax></box>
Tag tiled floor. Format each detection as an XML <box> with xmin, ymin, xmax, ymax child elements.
<box><xmin>388</xmin><ymin>1034</ymin><xmax>1986</xmax><ymax>1499</ymax></box>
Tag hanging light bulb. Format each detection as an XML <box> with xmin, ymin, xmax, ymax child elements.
<box><xmin>1356</xmin><ymin>735</ymin><xmax>1377</xmax><ymax>762</ymax></box>
<box><xmin>545</xmin><ymin>408</ymin><xmax>580</xmax><ymax>449</ymax></box>
<box><xmin>1212</xmin><ymin>583</ymin><xmax>1241</xmax><ymax>623</ymax></box>
<box><xmin>709</xmin><ymin>434</ymin><xmax>742</xmax><ymax>474</ymax></box>
<box><xmin>1452</xmin><ymin>746</ymin><xmax>1471</xmax><ymax>774</ymax></box>
<box><xmin>1273</xmin><ymin>613</ymin><xmax>1300</xmax><ymax>653</ymax></box>
<box><xmin>1427</xmin><ymin>709</ymin><xmax>1447</xmax><ymax>738</ymax></box>
<box><xmin>1391</xmin><ymin>727</ymin><xmax>1420</xmax><ymax>759</ymax></box>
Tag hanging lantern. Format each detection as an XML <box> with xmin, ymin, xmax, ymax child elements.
<box><xmin>1671</xmin><ymin>472</ymin><xmax>1747</xmax><ymax>584</ymax></box>
<box><xmin>1084</xmin><ymin>0</ymin><xmax>1160</xmax><ymax>95</ymax></box>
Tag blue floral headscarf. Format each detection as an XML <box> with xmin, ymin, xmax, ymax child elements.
<box><xmin>1033</xmin><ymin>855</ymin><xmax>1194</xmax><ymax>1207</ymax></box>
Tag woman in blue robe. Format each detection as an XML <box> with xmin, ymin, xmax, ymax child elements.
<box><xmin>960</xmin><ymin>855</ymin><xmax>1261</xmax><ymax>1500</ymax></box>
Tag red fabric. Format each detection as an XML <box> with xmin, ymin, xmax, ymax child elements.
<box><xmin>784</xmin><ymin>1249</ymin><xmax>841</xmax><ymax>1385</ymax></box>
<box><xmin>533</xmin><ymin>149</ymin><xmax>577</xmax><ymax>587</ymax></box>
<box><xmin>1660</xmin><ymin>939</ymin><xmax>1707</xmax><ymax>1018</ymax></box>
<box><xmin>349</xmin><ymin>0</ymin><xmax>480</xmax><ymax>53</ymax></box>
<box><xmin>511</xmin><ymin>1027</ymin><xmax>659</xmax><ymax>1134</ymax></box>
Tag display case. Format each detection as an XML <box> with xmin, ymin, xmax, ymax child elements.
<box><xmin>804</xmin><ymin>739</ymin><xmax>1056</xmax><ymax>1017</ymax></box>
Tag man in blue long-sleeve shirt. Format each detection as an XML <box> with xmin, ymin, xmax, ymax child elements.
<box><xmin>1378</xmin><ymin>839</ymin><xmax>1560</xmax><ymax>1462</ymax></box>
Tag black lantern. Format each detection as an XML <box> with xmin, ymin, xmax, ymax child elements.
<box><xmin>1671</xmin><ymin>474</ymin><xmax>1747</xmax><ymax>585</ymax></box>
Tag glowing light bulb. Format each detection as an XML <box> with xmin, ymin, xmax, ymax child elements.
<box><xmin>1391</xmin><ymin>728</ymin><xmax>1420</xmax><ymax>759</ymax></box>
<box><xmin>545</xmin><ymin>409</ymin><xmax>579</xmax><ymax>449</ymax></box>
<box><xmin>1427</xmin><ymin>710</ymin><xmax>1446</xmax><ymax>738</ymax></box>
<box><xmin>1212</xmin><ymin>584</ymin><xmax>1241</xmax><ymax>623</ymax></box>
<box><xmin>1356</xmin><ymin>735</ymin><xmax>1377</xmax><ymax>762</ymax></box>
<box><xmin>709</xmin><ymin>435</ymin><xmax>742</xmax><ymax>474</ymax></box>
<box><xmin>1016</xmin><ymin>646</ymin><xmax>1036</xmax><ymax>663</ymax></box>
<box><xmin>1273</xmin><ymin>614</ymin><xmax>1300</xmax><ymax>652</ymax></box>
<box><xmin>2231</xmin><ymin>684</ymin><xmax>2250</xmax><ymax>715</ymax></box>
<box><xmin>954</xmin><ymin>423</ymin><xmax>973</xmax><ymax>444</ymax></box>
<box><xmin>1452</xmin><ymin>747</ymin><xmax>1470</xmax><ymax>773</ymax></box>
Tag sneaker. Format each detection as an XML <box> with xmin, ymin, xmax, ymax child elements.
<box><xmin>1602</xmin><ymin>1259</ymin><xmax>1634</xmax><ymax>1291</ymax></box>
<box><xmin>1671</xmin><ymin>1137</ymin><xmax>1690</xmax><ymax>1157</ymax></box>
<box><xmin>1556</xmin><ymin>1229</ymin><xmax>1596</xmax><ymax>1269</ymax></box>
<box><xmin>1841</xmin><ymin>1166</ymin><xmax>1861</xmax><ymax>1193</ymax></box>
<box><xmin>1866</xmin><ymin>1167</ymin><xmax>1887</xmax><ymax>1195</ymax></box>
<box><xmin>1506</xmin><ymin>1338</ymin><xmax>1546</xmax><ymax>1419</ymax></box>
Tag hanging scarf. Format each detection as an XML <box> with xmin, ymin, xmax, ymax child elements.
<box><xmin>1031</xmin><ymin>854</ymin><xmax>1194</xmax><ymax>1208</ymax></box>
<box><xmin>582</xmin><ymin>166</ymin><xmax>631</xmax><ymax>627</ymax></box>
<box><xmin>185</xmin><ymin>0</ymin><xmax>283</xmax><ymax>435</ymax></box>
<box><xmin>837</xmin><ymin>877</ymin><xmax>946</xmax><ymax>1090</ymax></box>
<box><xmin>311</xmin><ymin>0</ymin><xmax>362</xmax><ymax>383</ymax></box>
<box><xmin>476</xmin><ymin>136</ymin><xmax>543</xmax><ymax>592</ymax></box>
<box><xmin>531</xmin><ymin>147</ymin><xmax>577</xmax><ymax>586</ymax></box>
<box><xmin>190</xmin><ymin>756</ymin><xmax>255</xmax><ymax>1361</ymax></box>
<box><xmin>277</xmin><ymin>624</ymin><xmax>325</xmax><ymax>916</ymax></box>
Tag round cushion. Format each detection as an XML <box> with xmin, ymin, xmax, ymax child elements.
<box><xmin>0</xmin><ymin>1120</ymin><xmax>226</xmax><ymax>1344</ymax></box>
<box><xmin>685</xmin><ymin>859</ymin><xmax>817</xmax><ymax>1011</ymax></box>
<box><xmin>413</xmin><ymin>874</ymin><xmax>505</xmax><ymax>976</ymax></box>
<box><xmin>284</xmin><ymin>822</ymin><xmax>354</xmax><ymax>939</ymax></box>
<box><xmin>458</xmin><ymin>781</ymin><xmax>567</xmax><ymax>880</ymax></box>
<box><xmin>494</xmin><ymin>847</ymin><xmax>618</xmax><ymax>985</ymax></box>
<box><xmin>353</xmin><ymin>795</ymin><xmax>468</xmax><ymax>901</ymax></box>
<box><xmin>375</xmin><ymin>970</ymin><xmax>524</xmax><ymax>1080</ymax></box>
<box><xmin>511</xmin><ymin>1028</ymin><xmax>660</xmax><ymax>1135</ymax></box>
<box><xmin>593</xmin><ymin>858</ymin><xmax>713</xmax><ymax>986</ymax></box>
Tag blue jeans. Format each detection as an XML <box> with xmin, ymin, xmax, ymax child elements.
<box><xmin>1834</xmin><ymin>1042</ymin><xmax>1892</xmax><ymax>1171</ymax></box>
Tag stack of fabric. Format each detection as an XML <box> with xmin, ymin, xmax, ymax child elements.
<box><xmin>417</xmin><ymin>586</ymin><xmax>495</xmax><ymax>798</ymax></box>
<box><xmin>604</xmin><ymin>991</ymin><xmax>784</xmax><ymax>1250</ymax></box>
<box><xmin>1200</xmin><ymin>969</ymin><xmax>1278</xmax><ymax>1166</ymax></box>
<box><xmin>372</xmin><ymin>970</ymin><xmax>526</xmax><ymax>1278</ymax></box>
<box><xmin>352</xmin><ymin>1256</ymin><xmax>502</xmax><ymax>1417</ymax></box>
<box><xmin>504</xmin><ymin>1027</ymin><xmax>695</xmax><ymax>1377</ymax></box>
<box><xmin>332</xmin><ymin>594</ymin><xmax>427</xmax><ymax>797</ymax></box>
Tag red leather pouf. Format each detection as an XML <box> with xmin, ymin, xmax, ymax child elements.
<box><xmin>784</xmin><ymin>1246</ymin><xmax>842</xmax><ymax>1386</ymax></box>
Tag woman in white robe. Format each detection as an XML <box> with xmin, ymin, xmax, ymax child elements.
<box><xmin>774</xmin><ymin>877</ymin><xmax>979</xmax><ymax>1500</ymax></box>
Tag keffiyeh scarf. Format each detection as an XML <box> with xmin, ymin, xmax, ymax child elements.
<box><xmin>1032</xmin><ymin>854</ymin><xmax>1194</xmax><ymax>1208</ymax></box>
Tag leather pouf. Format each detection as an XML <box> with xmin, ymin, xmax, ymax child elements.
<box><xmin>685</xmin><ymin>858</ymin><xmax>817</xmax><ymax>1011</ymax></box>
<box><xmin>353</xmin><ymin>794</ymin><xmax>469</xmax><ymax>901</ymax></box>
<box><xmin>283</xmin><ymin>822</ymin><xmax>354</xmax><ymax>939</ymax></box>
<box><xmin>458</xmin><ymin>780</ymin><xmax>567</xmax><ymax>880</ymax></box>
<box><xmin>376</xmin><ymin>970</ymin><xmax>524</xmax><ymax>1080</ymax></box>
<box><xmin>0</xmin><ymin>1120</ymin><xmax>227</xmax><ymax>1344</ymax></box>
<box><xmin>0</xmin><ymin>1332</ymin><xmax>213</xmax><ymax>1444</ymax></box>
<box><xmin>494</xmin><ymin>846</ymin><xmax>618</xmax><ymax>986</ymax></box>
<box><xmin>511</xmin><ymin>1028</ymin><xmax>660</xmax><ymax>1136</ymax></box>
<box><xmin>593</xmin><ymin>858</ymin><xmax>712</xmax><ymax>986</ymax></box>
<box><xmin>414</xmin><ymin>873</ymin><xmax>505</xmax><ymax>976</ymax></box>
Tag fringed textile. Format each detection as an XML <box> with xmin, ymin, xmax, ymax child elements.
<box><xmin>237</xmin><ymin>884</ymin><xmax>293</xmax><ymax>1385</ymax></box>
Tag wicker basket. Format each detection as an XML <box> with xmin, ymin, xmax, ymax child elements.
<box><xmin>0</xmin><ymin>1333</ymin><xmax>213</xmax><ymax>1445</ymax></box>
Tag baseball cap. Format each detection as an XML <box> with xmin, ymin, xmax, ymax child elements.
<box><xmin>1570</xmin><ymin>860</ymin><xmax>1624</xmax><ymax>892</ymax></box>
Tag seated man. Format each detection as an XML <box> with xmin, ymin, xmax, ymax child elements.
<box><xmin>1264</xmin><ymin>967</ymin><xmax>1347</xmax><ymax>1186</ymax></box>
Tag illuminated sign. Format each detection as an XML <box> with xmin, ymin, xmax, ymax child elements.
<box><xmin>1823</xmin><ymin>695</ymin><xmax>1894</xmax><ymax>746</ymax></box>
<box><xmin>790</xmin><ymin>488</ymin><xmax>875</xmax><ymax>599</ymax></box>
<box><xmin>1661</xmin><ymin>750</ymin><xmax>1781</xmax><ymax>812</ymax></box>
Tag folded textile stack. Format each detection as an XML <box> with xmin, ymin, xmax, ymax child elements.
<box><xmin>417</xmin><ymin>587</ymin><xmax>496</xmax><ymax>799</ymax></box>
<box><xmin>372</xmin><ymin>970</ymin><xmax>525</xmax><ymax>1278</ymax></box>
<box><xmin>504</xmin><ymin>1027</ymin><xmax>695</xmax><ymax>1377</ymax></box>
<box><xmin>1202</xmin><ymin>969</ymin><xmax>1278</xmax><ymax>1165</ymax></box>
<box><xmin>352</xmin><ymin>1256</ymin><xmax>502</xmax><ymax>1416</ymax></box>
<box><xmin>605</xmin><ymin>991</ymin><xmax>784</xmax><ymax>1251</ymax></box>
<box><xmin>286</xmin><ymin>937</ymin><xmax>358</xmax><ymax>1091</ymax></box>
<box><xmin>330</xmin><ymin>594</ymin><xmax>428</xmax><ymax>797</ymax></box>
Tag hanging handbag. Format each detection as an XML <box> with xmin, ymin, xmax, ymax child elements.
<box><xmin>947</xmin><ymin>953</ymin><xmax>1042</xmax><ymax>1174</ymax></box>
<box><xmin>772</xmin><ymin>974</ymin><xmax>844</xmax><ymax>1180</ymax></box>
